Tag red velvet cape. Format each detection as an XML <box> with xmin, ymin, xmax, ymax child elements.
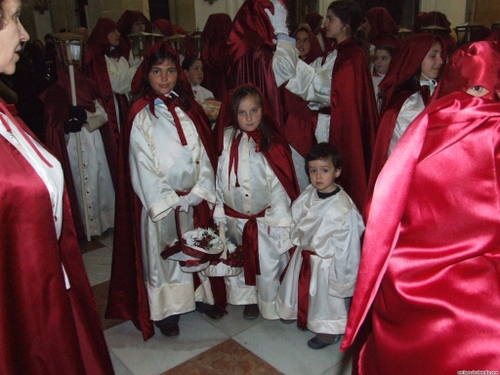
<box><xmin>327</xmin><ymin>37</ymin><xmax>378</xmax><ymax>213</ymax></box>
<box><xmin>0</xmin><ymin>101</ymin><xmax>114</xmax><ymax>374</ymax></box>
<box><xmin>342</xmin><ymin>92</ymin><xmax>500</xmax><ymax>374</ymax></box>
<box><xmin>365</xmin><ymin>7</ymin><xmax>399</xmax><ymax>48</ymax></box>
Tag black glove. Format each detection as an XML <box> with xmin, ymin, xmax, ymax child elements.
<box><xmin>63</xmin><ymin>105</ymin><xmax>87</xmax><ymax>134</ymax></box>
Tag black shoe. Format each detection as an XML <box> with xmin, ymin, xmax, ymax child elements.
<box><xmin>243</xmin><ymin>304</ymin><xmax>260</xmax><ymax>320</ymax></box>
<box><xmin>307</xmin><ymin>336</ymin><xmax>334</xmax><ymax>350</ymax></box>
<box><xmin>280</xmin><ymin>318</ymin><xmax>295</xmax><ymax>324</ymax></box>
<box><xmin>159</xmin><ymin>322</ymin><xmax>180</xmax><ymax>338</ymax></box>
<box><xmin>204</xmin><ymin>304</ymin><xmax>225</xmax><ymax>320</ymax></box>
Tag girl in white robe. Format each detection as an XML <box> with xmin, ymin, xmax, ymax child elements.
<box><xmin>214</xmin><ymin>85</ymin><xmax>299</xmax><ymax>320</ymax></box>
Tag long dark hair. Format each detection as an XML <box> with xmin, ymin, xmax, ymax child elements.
<box><xmin>230</xmin><ymin>85</ymin><xmax>273</xmax><ymax>152</ymax></box>
<box><xmin>327</xmin><ymin>1</ymin><xmax>363</xmax><ymax>38</ymax></box>
<box><xmin>132</xmin><ymin>43</ymin><xmax>192</xmax><ymax>109</ymax></box>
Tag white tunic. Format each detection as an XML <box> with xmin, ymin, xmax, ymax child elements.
<box><xmin>129</xmin><ymin>97</ymin><xmax>216</xmax><ymax>321</ymax></box>
<box><xmin>105</xmin><ymin>54</ymin><xmax>137</xmax><ymax>128</ymax></box>
<box><xmin>191</xmin><ymin>85</ymin><xmax>214</xmax><ymax>102</ymax></box>
<box><xmin>276</xmin><ymin>185</ymin><xmax>364</xmax><ymax>334</ymax></box>
<box><xmin>214</xmin><ymin>127</ymin><xmax>293</xmax><ymax>319</ymax></box>
<box><xmin>67</xmin><ymin>101</ymin><xmax>115</xmax><ymax>237</ymax></box>
<box><xmin>272</xmin><ymin>37</ymin><xmax>336</xmax><ymax>143</ymax></box>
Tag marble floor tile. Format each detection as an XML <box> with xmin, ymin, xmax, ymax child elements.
<box><xmin>109</xmin><ymin>351</ymin><xmax>134</xmax><ymax>375</ymax></box>
<box><xmin>233</xmin><ymin>319</ymin><xmax>345</xmax><ymax>375</ymax></box>
<box><xmin>161</xmin><ymin>338</ymin><xmax>283</xmax><ymax>375</ymax></box>
<box><xmin>200</xmin><ymin>304</ymin><xmax>266</xmax><ymax>337</ymax></box>
<box><xmin>79</xmin><ymin>237</ymin><xmax>106</xmax><ymax>253</ymax></box>
<box><xmin>105</xmin><ymin>312</ymin><xmax>229</xmax><ymax>375</ymax></box>
<box><xmin>91</xmin><ymin>281</ymin><xmax>126</xmax><ymax>330</ymax></box>
<box><xmin>82</xmin><ymin>246</ymin><xmax>113</xmax><ymax>286</ymax></box>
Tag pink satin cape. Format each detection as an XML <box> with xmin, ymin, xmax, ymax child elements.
<box><xmin>342</xmin><ymin>92</ymin><xmax>500</xmax><ymax>374</ymax></box>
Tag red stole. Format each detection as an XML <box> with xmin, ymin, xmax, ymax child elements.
<box><xmin>297</xmin><ymin>250</ymin><xmax>315</xmax><ymax>330</ymax></box>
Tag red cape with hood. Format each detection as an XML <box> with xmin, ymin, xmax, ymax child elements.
<box><xmin>201</xmin><ymin>13</ymin><xmax>233</xmax><ymax>101</ymax></box>
<box><xmin>0</xmin><ymin>99</ymin><xmax>114</xmax><ymax>374</ymax></box>
<box><xmin>368</xmin><ymin>34</ymin><xmax>446</xmax><ymax>197</ymax></box>
<box><xmin>342</xmin><ymin>41</ymin><xmax>500</xmax><ymax>375</ymax></box>
<box><xmin>105</xmin><ymin>41</ymin><xmax>224</xmax><ymax>341</ymax></box>
<box><xmin>365</xmin><ymin>7</ymin><xmax>399</xmax><ymax>48</ymax></box>
<box><xmin>84</xmin><ymin>18</ymin><xmax>131</xmax><ymax>186</ymax></box>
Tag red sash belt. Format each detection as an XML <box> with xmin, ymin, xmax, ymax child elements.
<box><xmin>297</xmin><ymin>250</ymin><xmax>316</xmax><ymax>330</ymax></box>
<box><xmin>223</xmin><ymin>204</ymin><xmax>267</xmax><ymax>286</ymax></box>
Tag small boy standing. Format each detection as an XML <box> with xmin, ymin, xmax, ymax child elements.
<box><xmin>276</xmin><ymin>142</ymin><xmax>365</xmax><ymax>349</ymax></box>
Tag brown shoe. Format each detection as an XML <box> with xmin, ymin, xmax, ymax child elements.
<box><xmin>243</xmin><ymin>304</ymin><xmax>259</xmax><ymax>320</ymax></box>
<box><xmin>159</xmin><ymin>322</ymin><xmax>179</xmax><ymax>338</ymax></box>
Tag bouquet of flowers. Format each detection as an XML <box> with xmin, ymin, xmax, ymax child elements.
<box><xmin>161</xmin><ymin>227</ymin><xmax>224</xmax><ymax>273</ymax></box>
<box><xmin>201</xmin><ymin>226</ymin><xmax>244</xmax><ymax>277</ymax></box>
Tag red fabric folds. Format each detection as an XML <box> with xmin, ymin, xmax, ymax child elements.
<box><xmin>365</xmin><ymin>7</ymin><xmax>399</xmax><ymax>48</ymax></box>
<box><xmin>327</xmin><ymin>37</ymin><xmax>378</xmax><ymax>213</ymax></box>
<box><xmin>0</xmin><ymin>100</ymin><xmax>114</xmax><ymax>374</ymax></box>
<box><xmin>297</xmin><ymin>250</ymin><xmax>314</xmax><ymax>330</ymax></box>
<box><xmin>201</xmin><ymin>13</ymin><xmax>232</xmax><ymax>100</ymax></box>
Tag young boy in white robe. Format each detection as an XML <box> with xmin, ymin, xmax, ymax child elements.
<box><xmin>276</xmin><ymin>142</ymin><xmax>365</xmax><ymax>349</ymax></box>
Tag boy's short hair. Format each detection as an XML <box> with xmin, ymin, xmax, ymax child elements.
<box><xmin>306</xmin><ymin>142</ymin><xmax>342</xmax><ymax>170</ymax></box>
<box><xmin>375</xmin><ymin>44</ymin><xmax>395</xmax><ymax>56</ymax></box>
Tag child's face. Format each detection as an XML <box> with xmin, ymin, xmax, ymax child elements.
<box><xmin>237</xmin><ymin>95</ymin><xmax>262</xmax><ymax>132</ymax></box>
<box><xmin>374</xmin><ymin>49</ymin><xmax>391</xmax><ymax>75</ymax></box>
<box><xmin>420</xmin><ymin>41</ymin><xmax>444</xmax><ymax>80</ymax></box>
<box><xmin>184</xmin><ymin>59</ymin><xmax>204</xmax><ymax>86</ymax></box>
<box><xmin>132</xmin><ymin>20</ymin><xmax>145</xmax><ymax>33</ymax></box>
<box><xmin>148</xmin><ymin>58</ymin><xmax>178</xmax><ymax>95</ymax></box>
<box><xmin>308</xmin><ymin>157</ymin><xmax>341</xmax><ymax>194</ymax></box>
<box><xmin>295</xmin><ymin>30</ymin><xmax>311</xmax><ymax>60</ymax></box>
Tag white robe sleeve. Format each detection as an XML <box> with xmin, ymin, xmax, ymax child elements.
<box><xmin>129</xmin><ymin>110</ymin><xmax>179</xmax><ymax>223</ymax></box>
<box><xmin>272</xmin><ymin>38</ymin><xmax>336</xmax><ymax>111</ymax></box>
<box><xmin>105</xmin><ymin>55</ymin><xmax>137</xmax><ymax>95</ymax></box>
<box><xmin>84</xmin><ymin>100</ymin><xmax>108</xmax><ymax>133</ymax></box>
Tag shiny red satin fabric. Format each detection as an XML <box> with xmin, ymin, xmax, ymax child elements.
<box><xmin>327</xmin><ymin>37</ymin><xmax>378</xmax><ymax>213</ymax></box>
<box><xmin>153</xmin><ymin>19</ymin><xmax>176</xmax><ymax>37</ymax></box>
<box><xmin>365</xmin><ymin>7</ymin><xmax>399</xmax><ymax>48</ymax></box>
<box><xmin>297</xmin><ymin>250</ymin><xmax>314</xmax><ymax>330</ymax></box>
<box><xmin>342</xmin><ymin>91</ymin><xmax>500</xmax><ymax>373</ymax></box>
<box><xmin>0</xmin><ymin>102</ymin><xmax>114</xmax><ymax>374</ymax></box>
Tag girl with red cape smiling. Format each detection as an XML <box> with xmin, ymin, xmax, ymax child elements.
<box><xmin>105</xmin><ymin>40</ymin><xmax>225</xmax><ymax>340</ymax></box>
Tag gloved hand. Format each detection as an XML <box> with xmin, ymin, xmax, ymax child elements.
<box><xmin>63</xmin><ymin>105</ymin><xmax>87</xmax><ymax>134</ymax></box>
<box><xmin>185</xmin><ymin>191</ymin><xmax>204</xmax><ymax>207</ymax></box>
<box><xmin>173</xmin><ymin>196</ymin><xmax>189</xmax><ymax>212</ymax></box>
<box><xmin>264</xmin><ymin>0</ymin><xmax>289</xmax><ymax>36</ymax></box>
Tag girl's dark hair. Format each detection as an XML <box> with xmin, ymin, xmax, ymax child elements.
<box><xmin>181</xmin><ymin>55</ymin><xmax>201</xmax><ymax>71</ymax></box>
<box><xmin>328</xmin><ymin>1</ymin><xmax>364</xmax><ymax>37</ymax></box>
<box><xmin>231</xmin><ymin>85</ymin><xmax>273</xmax><ymax>152</ymax></box>
<box><xmin>306</xmin><ymin>142</ymin><xmax>342</xmax><ymax>170</ymax></box>
<box><xmin>132</xmin><ymin>44</ymin><xmax>191</xmax><ymax>109</ymax></box>
<box><xmin>375</xmin><ymin>44</ymin><xmax>395</xmax><ymax>56</ymax></box>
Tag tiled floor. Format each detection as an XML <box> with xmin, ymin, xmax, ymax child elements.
<box><xmin>82</xmin><ymin>231</ymin><xmax>353</xmax><ymax>375</ymax></box>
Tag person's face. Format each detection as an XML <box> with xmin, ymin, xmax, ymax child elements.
<box><xmin>132</xmin><ymin>20</ymin><xmax>145</xmax><ymax>33</ymax></box>
<box><xmin>374</xmin><ymin>49</ymin><xmax>391</xmax><ymax>75</ymax></box>
<box><xmin>148</xmin><ymin>58</ymin><xmax>178</xmax><ymax>95</ymax></box>
<box><xmin>184</xmin><ymin>60</ymin><xmax>203</xmax><ymax>86</ymax></box>
<box><xmin>107</xmin><ymin>28</ymin><xmax>120</xmax><ymax>47</ymax></box>
<box><xmin>420</xmin><ymin>41</ymin><xmax>443</xmax><ymax>80</ymax></box>
<box><xmin>237</xmin><ymin>95</ymin><xmax>262</xmax><ymax>133</ymax></box>
<box><xmin>295</xmin><ymin>30</ymin><xmax>311</xmax><ymax>60</ymax></box>
<box><xmin>324</xmin><ymin>10</ymin><xmax>347</xmax><ymax>41</ymax></box>
<box><xmin>0</xmin><ymin>0</ymin><xmax>28</xmax><ymax>75</ymax></box>
<box><xmin>308</xmin><ymin>157</ymin><xmax>341</xmax><ymax>194</ymax></box>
